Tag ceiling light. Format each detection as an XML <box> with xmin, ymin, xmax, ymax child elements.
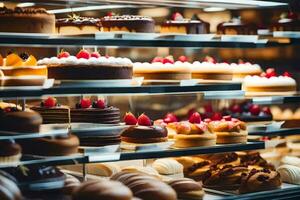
<box><xmin>203</xmin><ymin>7</ymin><xmax>226</xmax><ymax>12</ymax></box>
<box><xmin>48</xmin><ymin>5</ymin><xmax>136</xmax><ymax>14</ymax></box>
<box><xmin>17</xmin><ymin>2</ymin><xmax>35</xmax><ymax>7</ymax></box>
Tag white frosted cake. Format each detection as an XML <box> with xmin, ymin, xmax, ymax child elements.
<box><xmin>231</xmin><ymin>62</ymin><xmax>262</xmax><ymax>80</ymax></box>
<box><xmin>191</xmin><ymin>61</ymin><xmax>233</xmax><ymax>80</ymax></box>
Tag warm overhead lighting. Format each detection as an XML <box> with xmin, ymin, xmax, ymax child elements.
<box><xmin>0</xmin><ymin>2</ymin><xmax>4</xmax><ymax>7</ymax></box>
<box><xmin>203</xmin><ymin>7</ymin><xmax>226</xmax><ymax>12</ymax></box>
<box><xmin>17</xmin><ymin>2</ymin><xmax>35</xmax><ymax>7</ymax></box>
<box><xmin>48</xmin><ymin>5</ymin><xmax>136</xmax><ymax>14</ymax></box>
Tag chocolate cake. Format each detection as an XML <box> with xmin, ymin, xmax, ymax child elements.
<box><xmin>272</xmin><ymin>12</ymin><xmax>300</xmax><ymax>31</ymax></box>
<box><xmin>101</xmin><ymin>15</ymin><xmax>155</xmax><ymax>32</ymax></box>
<box><xmin>56</xmin><ymin>15</ymin><xmax>102</xmax><ymax>34</ymax></box>
<box><xmin>217</xmin><ymin>17</ymin><xmax>257</xmax><ymax>35</ymax></box>
<box><xmin>0</xmin><ymin>7</ymin><xmax>55</xmax><ymax>33</ymax></box>
<box><xmin>161</xmin><ymin>13</ymin><xmax>210</xmax><ymax>34</ymax></box>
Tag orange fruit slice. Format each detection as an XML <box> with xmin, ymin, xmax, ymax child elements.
<box><xmin>5</xmin><ymin>53</ymin><xmax>22</xmax><ymax>66</ymax></box>
<box><xmin>0</xmin><ymin>54</ymin><xmax>3</xmax><ymax>66</ymax></box>
<box><xmin>23</xmin><ymin>55</ymin><xmax>37</xmax><ymax>66</ymax></box>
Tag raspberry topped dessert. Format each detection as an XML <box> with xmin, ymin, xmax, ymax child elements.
<box><xmin>161</xmin><ymin>13</ymin><xmax>210</xmax><ymax>34</ymax></box>
<box><xmin>38</xmin><ymin>50</ymin><xmax>133</xmax><ymax>80</ymax></box>
<box><xmin>207</xmin><ymin>116</ymin><xmax>248</xmax><ymax>144</ymax></box>
<box><xmin>101</xmin><ymin>14</ymin><xmax>155</xmax><ymax>33</ymax></box>
<box><xmin>243</xmin><ymin>68</ymin><xmax>297</xmax><ymax>95</ymax></box>
<box><xmin>217</xmin><ymin>16</ymin><xmax>257</xmax><ymax>35</ymax></box>
<box><xmin>133</xmin><ymin>55</ymin><xmax>192</xmax><ymax>81</ymax></box>
<box><xmin>173</xmin><ymin>112</ymin><xmax>216</xmax><ymax>148</ymax></box>
<box><xmin>71</xmin><ymin>98</ymin><xmax>120</xmax><ymax>124</ymax></box>
<box><xmin>121</xmin><ymin>113</ymin><xmax>168</xmax><ymax>143</ymax></box>
<box><xmin>272</xmin><ymin>12</ymin><xmax>300</xmax><ymax>31</ymax></box>
<box><xmin>31</xmin><ymin>97</ymin><xmax>70</xmax><ymax>124</ymax></box>
<box><xmin>56</xmin><ymin>14</ymin><xmax>102</xmax><ymax>34</ymax></box>
<box><xmin>0</xmin><ymin>7</ymin><xmax>55</xmax><ymax>33</ymax></box>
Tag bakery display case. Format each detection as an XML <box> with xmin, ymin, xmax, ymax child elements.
<box><xmin>0</xmin><ymin>0</ymin><xmax>300</xmax><ymax>200</ymax></box>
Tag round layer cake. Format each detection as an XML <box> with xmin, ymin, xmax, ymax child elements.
<box><xmin>217</xmin><ymin>17</ymin><xmax>257</xmax><ymax>35</ymax></box>
<box><xmin>38</xmin><ymin>55</ymin><xmax>133</xmax><ymax>80</ymax></box>
<box><xmin>101</xmin><ymin>15</ymin><xmax>155</xmax><ymax>33</ymax></box>
<box><xmin>0</xmin><ymin>7</ymin><xmax>55</xmax><ymax>33</ymax></box>
<box><xmin>231</xmin><ymin>62</ymin><xmax>262</xmax><ymax>80</ymax></box>
<box><xmin>133</xmin><ymin>61</ymin><xmax>192</xmax><ymax>80</ymax></box>
<box><xmin>192</xmin><ymin>61</ymin><xmax>233</xmax><ymax>80</ymax></box>
<box><xmin>56</xmin><ymin>16</ymin><xmax>102</xmax><ymax>34</ymax></box>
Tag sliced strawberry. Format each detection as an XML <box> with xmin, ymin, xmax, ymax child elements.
<box><xmin>91</xmin><ymin>52</ymin><xmax>100</xmax><ymax>58</ymax></box>
<box><xmin>58</xmin><ymin>51</ymin><xmax>70</xmax><ymax>59</ymax></box>
<box><xmin>76</xmin><ymin>49</ymin><xmax>90</xmax><ymax>59</ymax></box>
<box><xmin>44</xmin><ymin>97</ymin><xmax>57</xmax><ymax>108</ymax></box>
<box><xmin>80</xmin><ymin>98</ymin><xmax>91</xmax><ymax>109</ymax></box>
<box><xmin>164</xmin><ymin>113</ymin><xmax>178</xmax><ymax>123</ymax></box>
<box><xmin>178</xmin><ymin>55</ymin><xmax>188</xmax><ymax>62</ymax></box>
<box><xmin>211</xmin><ymin>112</ymin><xmax>222</xmax><ymax>121</ymax></box>
<box><xmin>137</xmin><ymin>113</ymin><xmax>152</xmax><ymax>126</ymax></box>
<box><xmin>124</xmin><ymin>112</ymin><xmax>138</xmax><ymax>125</ymax></box>
<box><xmin>283</xmin><ymin>71</ymin><xmax>292</xmax><ymax>77</ymax></box>
<box><xmin>189</xmin><ymin>112</ymin><xmax>202</xmax><ymax>124</ymax></box>
<box><xmin>152</xmin><ymin>57</ymin><xmax>164</xmax><ymax>63</ymax></box>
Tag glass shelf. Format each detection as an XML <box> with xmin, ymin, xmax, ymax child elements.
<box><xmin>249</xmin><ymin>127</ymin><xmax>300</xmax><ymax>137</ymax></box>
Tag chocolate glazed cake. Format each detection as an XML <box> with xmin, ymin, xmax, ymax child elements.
<box><xmin>101</xmin><ymin>15</ymin><xmax>155</xmax><ymax>32</ymax></box>
<box><xmin>0</xmin><ymin>7</ymin><xmax>55</xmax><ymax>33</ymax></box>
<box><xmin>56</xmin><ymin>16</ymin><xmax>102</xmax><ymax>34</ymax></box>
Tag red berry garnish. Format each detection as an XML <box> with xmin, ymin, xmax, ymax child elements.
<box><xmin>4</xmin><ymin>107</ymin><xmax>11</xmax><ymax>112</ymax></box>
<box><xmin>265</xmin><ymin>68</ymin><xmax>277</xmax><ymax>78</ymax></box>
<box><xmin>283</xmin><ymin>72</ymin><xmax>292</xmax><ymax>77</ymax></box>
<box><xmin>172</xmin><ymin>12</ymin><xmax>184</xmax><ymax>21</ymax></box>
<box><xmin>107</xmin><ymin>12</ymin><xmax>115</xmax><ymax>17</ymax></box>
<box><xmin>262</xmin><ymin>106</ymin><xmax>272</xmax><ymax>115</ymax></box>
<box><xmin>204</xmin><ymin>104</ymin><xmax>213</xmax><ymax>113</ymax></box>
<box><xmin>76</xmin><ymin>49</ymin><xmax>90</xmax><ymax>59</ymax></box>
<box><xmin>137</xmin><ymin>114</ymin><xmax>152</xmax><ymax>126</ymax></box>
<box><xmin>91</xmin><ymin>52</ymin><xmax>100</xmax><ymax>58</ymax></box>
<box><xmin>58</xmin><ymin>51</ymin><xmax>70</xmax><ymax>59</ymax></box>
<box><xmin>288</xmin><ymin>12</ymin><xmax>298</xmax><ymax>19</ymax></box>
<box><xmin>187</xmin><ymin>108</ymin><xmax>196</xmax><ymax>118</ymax></box>
<box><xmin>223</xmin><ymin>115</ymin><xmax>232</xmax><ymax>121</ymax></box>
<box><xmin>163</xmin><ymin>58</ymin><xmax>174</xmax><ymax>64</ymax></box>
<box><xmin>230</xmin><ymin>104</ymin><xmax>242</xmax><ymax>113</ymax></box>
<box><xmin>163</xmin><ymin>113</ymin><xmax>178</xmax><ymax>123</ymax></box>
<box><xmin>80</xmin><ymin>98</ymin><xmax>91</xmax><ymax>109</ymax></box>
<box><xmin>178</xmin><ymin>55</ymin><xmax>188</xmax><ymax>62</ymax></box>
<box><xmin>250</xmin><ymin>104</ymin><xmax>260</xmax><ymax>116</ymax></box>
<box><xmin>203</xmin><ymin>56</ymin><xmax>216</xmax><ymax>63</ymax></box>
<box><xmin>124</xmin><ymin>112</ymin><xmax>138</xmax><ymax>125</ymax></box>
<box><xmin>44</xmin><ymin>97</ymin><xmax>57</xmax><ymax>108</ymax></box>
<box><xmin>211</xmin><ymin>112</ymin><xmax>222</xmax><ymax>121</ymax></box>
<box><xmin>152</xmin><ymin>57</ymin><xmax>164</xmax><ymax>63</ymax></box>
<box><xmin>96</xmin><ymin>99</ymin><xmax>105</xmax><ymax>109</ymax></box>
<box><xmin>189</xmin><ymin>112</ymin><xmax>202</xmax><ymax>124</ymax></box>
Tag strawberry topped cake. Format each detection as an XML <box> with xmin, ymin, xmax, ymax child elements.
<box><xmin>161</xmin><ymin>13</ymin><xmax>210</xmax><ymax>34</ymax></box>
<box><xmin>154</xmin><ymin>113</ymin><xmax>179</xmax><ymax>139</ymax></box>
<box><xmin>133</xmin><ymin>55</ymin><xmax>192</xmax><ymax>80</ymax></box>
<box><xmin>121</xmin><ymin>113</ymin><xmax>168</xmax><ymax>143</ymax></box>
<box><xmin>37</xmin><ymin>50</ymin><xmax>133</xmax><ymax>80</ymax></box>
<box><xmin>243</xmin><ymin>68</ymin><xmax>297</xmax><ymax>95</ymax></box>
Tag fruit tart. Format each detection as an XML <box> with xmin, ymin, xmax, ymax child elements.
<box><xmin>208</xmin><ymin>116</ymin><xmax>248</xmax><ymax>144</ymax></box>
<box><xmin>173</xmin><ymin>112</ymin><xmax>216</xmax><ymax>148</ymax></box>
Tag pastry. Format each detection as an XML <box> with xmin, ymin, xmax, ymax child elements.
<box><xmin>18</xmin><ymin>134</ymin><xmax>79</xmax><ymax>156</ymax></box>
<box><xmin>243</xmin><ymin>68</ymin><xmax>297</xmax><ymax>94</ymax></box>
<box><xmin>208</xmin><ymin>116</ymin><xmax>248</xmax><ymax>144</ymax></box>
<box><xmin>175</xmin><ymin>156</ymin><xmax>211</xmax><ymax>179</ymax></box>
<box><xmin>62</xmin><ymin>174</ymin><xmax>81</xmax><ymax>195</ymax></box>
<box><xmin>217</xmin><ymin>17</ymin><xmax>257</xmax><ymax>35</ymax></box>
<box><xmin>231</xmin><ymin>61</ymin><xmax>262</xmax><ymax>80</ymax></box>
<box><xmin>161</xmin><ymin>13</ymin><xmax>209</xmax><ymax>34</ymax></box>
<box><xmin>0</xmin><ymin>7</ymin><xmax>55</xmax><ymax>33</ymax></box>
<box><xmin>87</xmin><ymin>163</ymin><xmax>121</xmax><ymax>177</ymax></box>
<box><xmin>205</xmin><ymin>152</ymin><xmax>241</xmax><ymax>168</ymax></box>
<box><xmin>191</xmin><ymin>57</ymin><xmax>233</xmax><ymax>80</ymax></box>
<box><xmin>0</xmin><ymin>110</ymin><xmax>42</xmax><ymax>133</ymax></box>
<box><xmin>31</xmin><ymin>97</ymin><xmax>71</xmax><ymax>124</ymax></box>
<box><xmin>72</xmin><ymin>179</ymin><xmax>133</xmax><ymax>200</ymax></box>
<box><xmin>121</xmin><ymin>113</ymin><xmax>168</xmax><ymax>143</ymax></box>
<box><xmin>56</xmin><ymin>14</ymin><xmax>102</xmax><ymax>34</ymax></box>
<box><xmin>71</xmin><ymin>98</ymin><xmax>121</xmax><ymax>124</ymax></box>
<box><xmin>0</xmin><ymin>140</ymin><xmax>22</xmax><ymax>164</ymax></box>
<box><xmin>272</xmin><ymin>12</ymin><xmax>300</xmax><ymax>31</ymax></box>
<box><xmin>281</xmin><ymin>156</ymin><xmax>300</xmax><ymax>168</ymax></box>
<box><xmin>239</xmin><ymin>152</ymin><xmax>274</xmax><ymax>170</ymax></box>
<box><xmin>168</xmin><ymin>178</ymin><xmax>205</xmax><ymax>200</ymax></box>
<box><xmin>0</xmin><ymin>170</ymin><xmax>22</xmax><ymax>200</ymax></box>
<box><xmin>277</xmin><ymin>165</ymin><xmax>300</xmax><ymax>185</ymax></box>
<box><xmin>133</xmin><ymin>56</ymin><xmax>192</xmax><ymax>80</ymax></box>
<box><xmin>121</xmin><ymin>166</ymin><xmax>161</xmax><ymax>179</ymax></box>
<box><xmin>152</xmin><ymin>158</ymin><xmax>183</xmax><ymax>178</ymax></box>
<box><xmin>101</xmin><ymin>14</ymin><xmax>155</xmax><ymax>33</ymax></box>
<box><xmin>173</xmin><ymin>112</ymin><xmax>216</xmax><ymax>148</ymax></box>
<box><xmin>111</xmin><ymin>171</ymin><xmax>177</xmax><ymax>200</ymax></box>
<box><xmin>154</xmin><ymin>113</ymin><xmax>178</xmax><ymax>139</ymax></box>
<box><xmin>37</xmin><ymin>50</ymin><xmax>133</xmax><ymax>80</ymax></box>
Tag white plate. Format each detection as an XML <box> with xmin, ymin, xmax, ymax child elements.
<box><xmin>58</xmin><ymin>78</ymin><xmax>141</xmax><ymax>87</ymax></box>
<box><xmin>273</xmin><ymin>31</ymin><xmax>300</xmax><ymax>38</ymax></box>
<box><xmin>0</xmin><ymin>78</ymin><xmax>54</xmax><ymax>90</ymax></box>
<box><xmin>221</xmin><ymin>35</ymin><xmax>258</xmax><ymax>43</ymax></box>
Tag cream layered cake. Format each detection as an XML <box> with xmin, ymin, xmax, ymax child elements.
<box><xmin>243</xmin><ymin>68</ymin><xmax>297</xmax><ymax>95</ymax></box>
<box><xmin>101</xmin><ymin>14</ymin><xmax>155</xmax><ymax>33</ymax></box>
<box><xmin>38</xmin><ymin>50</ymin><xmax>133</xmax><ymax>80</ymax></box>
<box><xmin>0</xmin><ymin>7</ymin><xmax>55</xmax><ymax>33</ymax></box>
<box><xmin>133</xmin><ymin>56</ymin><xmax>192</xmax><ymax>80</ymax></box>
<box><xmin>191</xmin><ymin>57</ymin><xmax>233</xmax><ymax>80</ymax></box>
<box><xmin>56</xmin><ymin>15</ymin><xmax>102</xmax><ymax>34</ymax></box>
<box><xmin>161</xmin><ymin>13</ymin><xmax>210</xmax><ymax>34</ymax></box>
<box><xmin>231</xmin><ymin>61</ymin><xmax>262</xmax><ymax>80</ymax></box>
